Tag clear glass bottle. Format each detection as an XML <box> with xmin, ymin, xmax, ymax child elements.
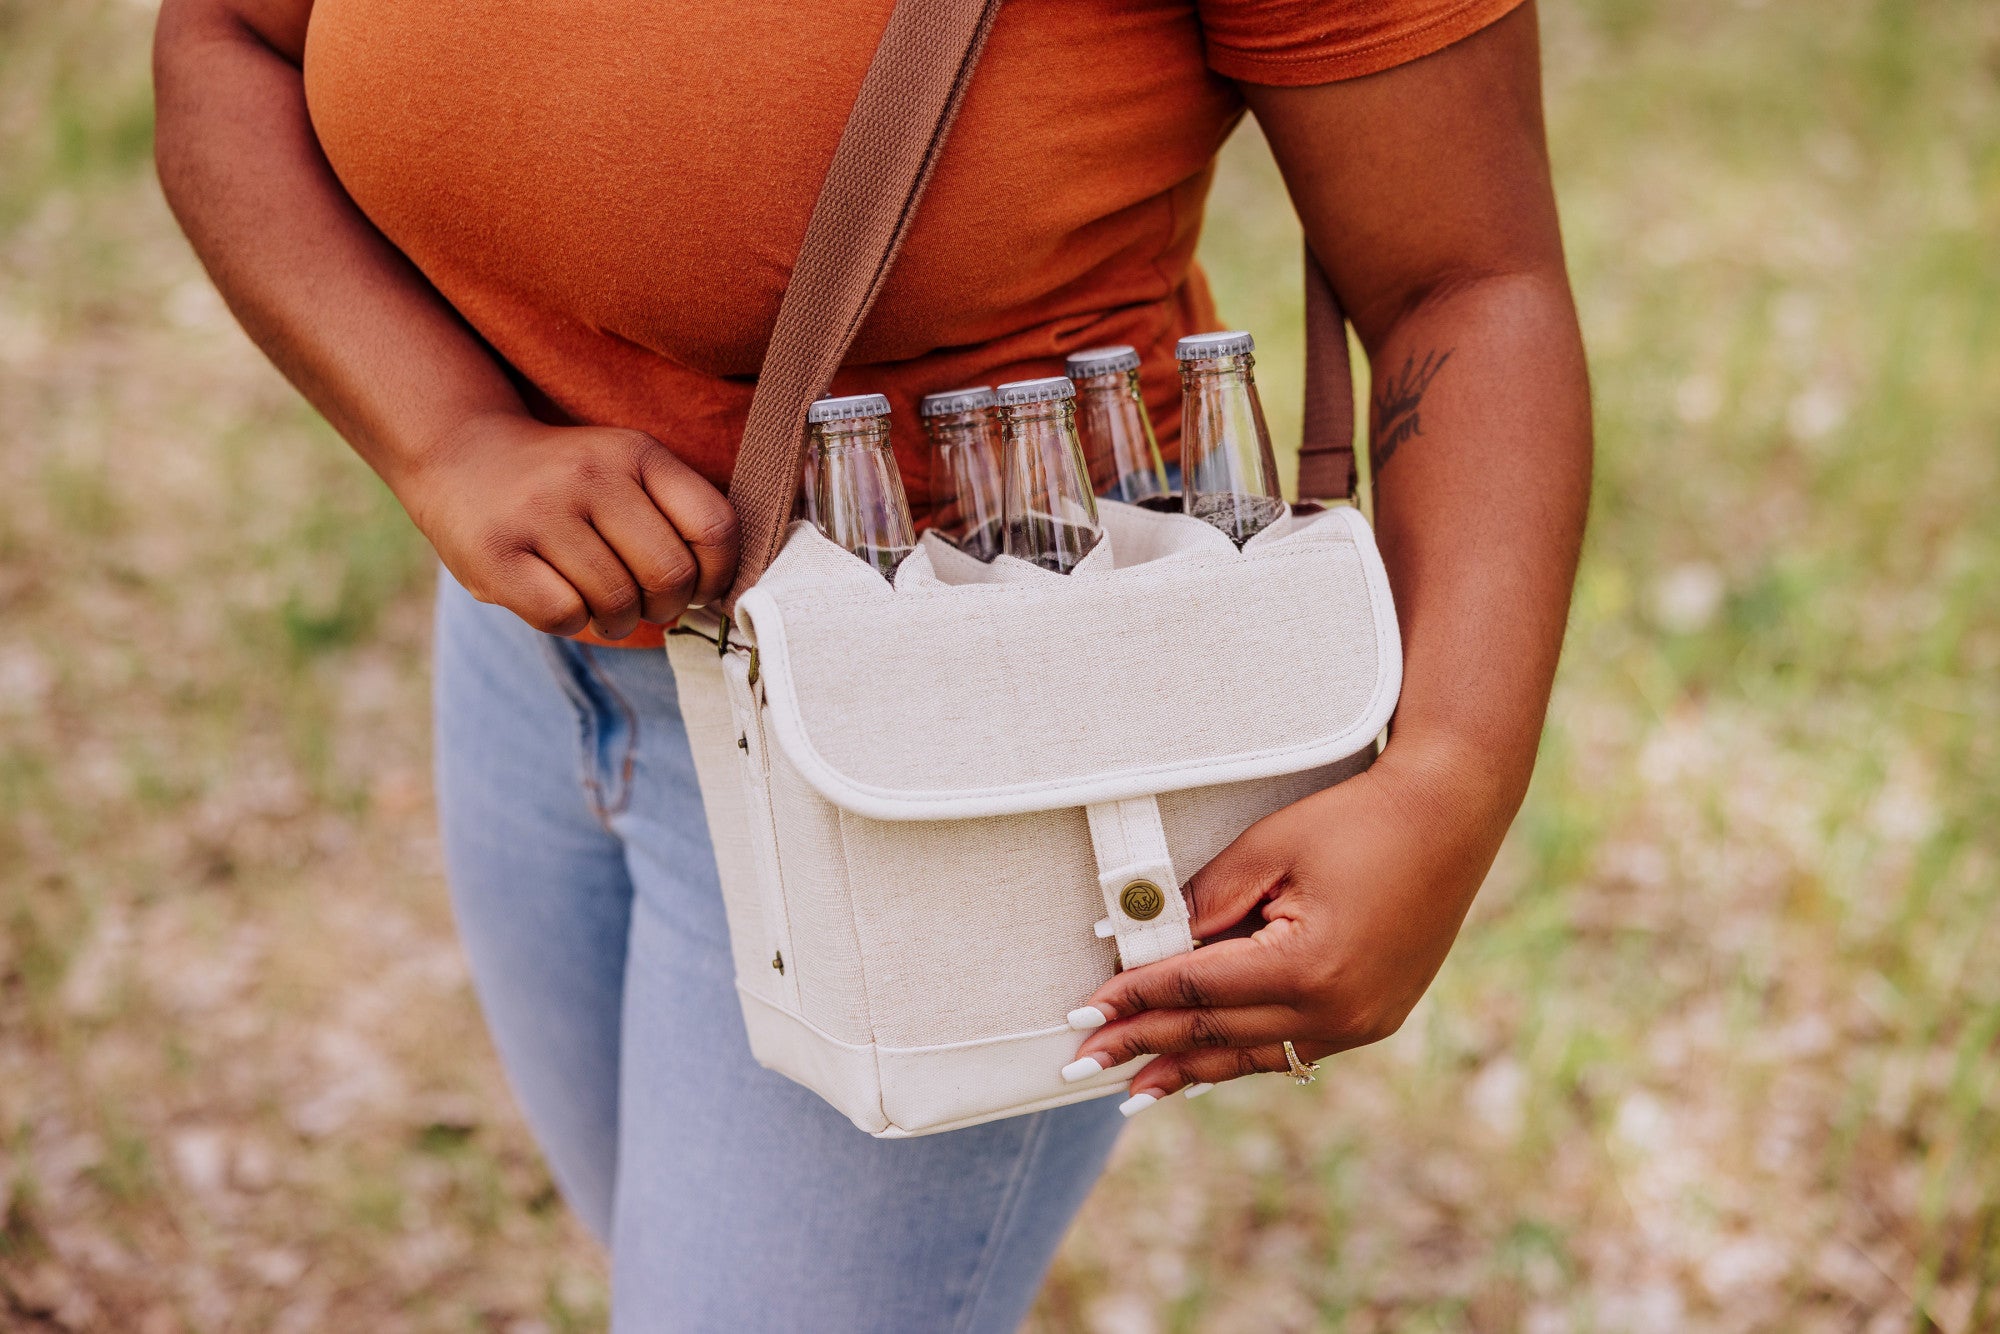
<box><xmin>994</xmin><ymin>377</ymin><xmax>1103</xmax><ymax>573</ymax></box>
<box><xmin>795</xmin><ymin>446</ymin><xmax>820</xmax><ymax>526</ymax></box>
<box><xmin>919</xmin><ymin>386</ymin><xmax>1005</xmax><ymax>562</ymax></box>
<box><xmin>1065</xmin><ymin>345</ymin><xmax>1169</xmax><ymax>506</ymax></box>
<box><xmin>807</xmin><ymin>393</ymin><xmax>915</xmax><ymax>581</ymax></box>
<box><xmin>1176</xmin><ymin>331</ymin><xmax>1286</xmax><ymax>545</ymax></box>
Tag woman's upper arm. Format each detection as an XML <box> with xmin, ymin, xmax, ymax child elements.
<box><xmin>157</xmin><ymin>0</ymin><xmax>314</xmax><ymax>67</ymax></box>
<box><xmin>1238</xmin><ymin>2</ymin><xmax>1566</xmax><ymax>346</ymax></box>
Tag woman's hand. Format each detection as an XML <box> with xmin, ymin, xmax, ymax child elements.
<box><xmin>390</xmin><ymin>413</ymin><xmax>740</xmax><ymax>642</ymax></box>
<box><xmin>1066</xmin><ymin>735</ymin><xmax>1523</xmax><ymax>1105</ymax></box>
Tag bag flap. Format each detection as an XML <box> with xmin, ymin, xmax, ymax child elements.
<box><xmin>734</xmin><ymin>503</ymin><xmax>1401</xmax><ymax>821</ymax></box>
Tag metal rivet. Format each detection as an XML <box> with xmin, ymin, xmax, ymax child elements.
<box><xmin>771</xmin><ymin>950</ymin><xmax>785</xmax><ymax>975</ymax></box>
<box><xmin>1119</xmin><ymin>880</ymin><xmax>1165</xmax><ymax>922</ymax></box>
<box><xmin>737</xmin><ymin>735</ymin><xmax>749</xmax><ymax>752</ymax></box>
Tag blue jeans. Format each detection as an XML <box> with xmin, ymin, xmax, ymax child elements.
<box><xmin>431</xmin><ymin>574</ymin><xmax>1124</xmax><ymax>1332</ymax></box>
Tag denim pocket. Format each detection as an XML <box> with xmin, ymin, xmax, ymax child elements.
<box><xmin>541</xmin><ymin>637</ymin><xmax>638</xmax><ymax>827</ymax></box>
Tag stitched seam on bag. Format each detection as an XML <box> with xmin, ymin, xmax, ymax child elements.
<box><xmin>877</xmin><ymin>1022</ymin><xmax>1080</xmax><ymax>1053</ymax></box>
<box><xmin>742</xmin><ymin>690</ymin><xmax>802</xmax><ymax>1013</ymax></box>
<box><xmin>775</xmin><ymin>715</ymin><xmax>1390</xmax><ymax>812</ymax></box>
<box><xmin>737</xmin><ymin>984</ymin><xmax>879</xmax><ymax>1052</ymax></box>
<box><xmin>734</xmin><ymin>986</ymin><xmax>1139</xmax><ymax>1063</ymax></box>
<box><xmin>949</xmin><ymin>1110</ymin><xmax>1051</xmax><ymax>1334</ymax></box>
<box><xmin>829</xmin><ymin>805</ymin><xmax>893</xmax><ymax>1127</ymax></box>
<box><xmin>875</xmin><ymin>1084</ymin><xmax>1126</xmax><ymax>1137</ymax></box>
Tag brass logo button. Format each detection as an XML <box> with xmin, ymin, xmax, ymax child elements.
<box><xmin>1119</xmin><ymin>880</ymin><xmax>1166</xmax><ymax>922</ymax></box>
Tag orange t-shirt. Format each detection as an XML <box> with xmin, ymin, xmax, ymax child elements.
<box><xmin>303</xmin><ymin>0</ymin><xmax>1519</xmax><ymax>645</ymax></box>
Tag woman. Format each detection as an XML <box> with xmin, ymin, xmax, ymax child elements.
<box><xmin>153</xmin><ymin>0</ymin><xmax>1589</xmax><ymax>1326</ymax></box>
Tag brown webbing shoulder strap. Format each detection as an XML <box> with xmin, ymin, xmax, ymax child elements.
<box><xmin>723</xmin><ymin>0</ymin><xmax>1003</xmax><ymax>608</ymax></box>
<box><xmin>1297</xmin><ymin>244</ymin><xmax>1357</xmax><ymax>501</ymax></box>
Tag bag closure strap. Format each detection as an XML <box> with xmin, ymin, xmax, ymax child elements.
<box><xmin>1085</xmin><ymin>796</ymin><xmax>1195</xmax><ymax>970</ymax></box>
<box><xmin>722</xmin><ymin>0</ymin><xmax>1005</xmax><ymax>610</ymax></box>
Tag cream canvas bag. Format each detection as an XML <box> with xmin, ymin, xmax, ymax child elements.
<box><xmin>667</xmin><ymin>0</ymin><xmax>1400</xmax><ymax>1137</ymax></box>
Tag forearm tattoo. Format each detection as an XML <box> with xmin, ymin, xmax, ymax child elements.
<box><xmin>1370</xmin><ymin>349</ymin><xmax>1453</xmax><ymax>474</ymax></box>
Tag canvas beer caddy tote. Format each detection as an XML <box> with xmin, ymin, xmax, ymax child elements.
<box><xmin>667</xmin><ymin>0</ymin><xmax>1401</xmax><ymax>1136</ymax></box>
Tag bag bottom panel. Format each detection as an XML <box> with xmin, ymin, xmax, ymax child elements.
<box><xmin>737</xmin><ymin>987</ymin><xmax>1145</xmax><ymax>1137</ymax></box>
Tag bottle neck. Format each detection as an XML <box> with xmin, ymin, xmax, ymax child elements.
<box><xmin>1072</xmin><ymin>369</ymin><xmax>1141</xmax><ymax>402</ymax></box>
<box><xmin>922</xmin><ymin>410</ymin><xmax>990</xmax><ymax>450</ymax></box>
<box><xmin>997</xmin><ymin>398</ymin><xmax>1075</xmax><ymax>437</ymax></box>
<box><xmin>1177</xmin><ymin>351</ymin><xmax>1256</xmax><ymax>394</ymax></box>
<box><xmin>810</xmin><ymin>415</ymin><xmax>893</xmax><ymax>453</ymax></box>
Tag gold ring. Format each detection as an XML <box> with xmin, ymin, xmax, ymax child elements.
<box><xmin>1283</xmin><ymin>1041</ymin><xmax>1319</xmax><ymax>1086</ymax></box>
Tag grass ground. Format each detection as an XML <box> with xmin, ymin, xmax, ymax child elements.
<box><xmin>1</xmin><ymin>0</ymin><xmax>1995</xmax><ymax>1330</ymax></box>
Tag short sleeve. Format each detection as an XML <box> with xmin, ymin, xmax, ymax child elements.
<box><xmin>1198</xmin><ymin>0</ymin><xmax>1528</xmax><ymax>86</ymax></box>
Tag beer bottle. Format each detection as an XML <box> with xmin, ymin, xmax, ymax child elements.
<box><xmin>795</xmin><ymin>446</ymin><xmax>820</xmax><ymax>526</ymax></box>
<box><xmin>807</xmin><ymin>393</ymin><xmax>916</xmax><ymax>580</ymax></box>
<box><xmin>994</xmin><ymin>377</ymin><xmax>1103</xmax><ymax>574</ymax></box>
<box><xmin>919</xmin><ymin>386</ymin><xmax>1005</xmax><ymax>562</ymax></box>
<box><xmin>1064</xmin><ymin>345</ymin><xmax>1169</xmax><ymax>506</ymax></box>
<box><xmin>1175</xmin><ymin>331</ymin><xmax>1286</xmax><ymax>545</ymax></box>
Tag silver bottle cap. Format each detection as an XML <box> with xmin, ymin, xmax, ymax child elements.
<box><xmin>918</xmin><ymin>386</ymin><xmax>996</xmax><ymax>417</ymax></box>
<box><xmin>994</xmin><ymin>376</ymin><xmax>1075</xmax><ymax>406</ymax></box>
<box><xmin>1174</xmin><ymin>331</ymin><xmax>1255</xmax><ymax>361</ymax></box>
<box><xmin>806</xmin><ymin>393</ymin><xmax>892</xmax><ymax>423</ymax></box>
<box><xmin>1064</xmin><ymin>345</ymin><xmax>1141</xmax><ymax>379</ymax></box>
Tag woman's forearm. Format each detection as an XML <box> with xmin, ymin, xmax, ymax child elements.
<box><xmin>1244</xmin><ymin>4</ymin><xmax>1588</xmax><ymax>829</ymax></box>
<box><xmin>153</xmin><ymin>0</ymin><xmax>524</xmax><ymax>486</ymax></box>
<box><xmin>1363</xmin><ymin>269</ymin><xmax>1591</xmax><ymax>819</ymax></box>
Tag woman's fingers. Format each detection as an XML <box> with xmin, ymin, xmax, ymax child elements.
<box><xmin>1072</xmin><ymin>1002</ymin><xmax>1301</xmax><ymax>1073</ymax></box>
<box><xmin>634</xmin><ymin>438</ymin><xmax>740</xmax><ymax>608</ymax></box>
<box><xmin>479</xmin><ymin>551</ymin><xmax>589</xmax><ymax>637</ymax></box>
<box><xmin>1126</xmin><ymin>1041</ymin><xmax>1338</xmax><ymax>1102</ymax></box>
<box><xmin>1081</xmin><ymin>932</ymin><xmax>1297</xmax><ymax>1022</ymax></box>
<box><xmin>589</xmin><ymin>491</ymin><xmax>701</xmax><ymax>626</ymax></box>
<box><xmin>537</xmin><ymin>523</ymin><xmax>645</xmax><ymax>641</ymax></box>
<box><xmin>1180</xmin><ymin>816</ymin><xmax>1296</xmax><ymax>941</ymax></box>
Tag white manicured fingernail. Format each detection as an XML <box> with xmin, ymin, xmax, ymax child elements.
<box><xmin>1067</xmin><ymin>1005</ymin><xmax>1109</xmax><ymax>1031</ymax></box>
<box><xmin>1118</xmin><ymin>1093</ymin><xmax>1157</xmax><ymax>1117</ymax></box>
<box><xmin>1061</xmin><ymin>1055</ymin><xmax>1106</xmax><ymax>1083</ymax></box>
<box><xmin>1183</xmin><ymin>1082</ymin><xmax>1215</xmax><ymax>1099</ymax></box>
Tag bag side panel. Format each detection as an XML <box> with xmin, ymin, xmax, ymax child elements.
<box><xmin>724</xmin><ymin>654</ymin><xmax>803</xmax><ymax>1013</ymax></box>
<box><xmin>664</xmin><ymin>639</ymin><xmax>787</xmax><ymax>1011</ymax></box>
<box><xmin>766</xmin><ymin>740</ymin><xmax>877</xmax><ymax>1047</ymax></box>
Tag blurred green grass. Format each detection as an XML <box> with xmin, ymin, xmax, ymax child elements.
<box><xmin>2</xmin><ymin>0</ymin><xmax>1997</xmax><ymax>1330</ymax></box>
